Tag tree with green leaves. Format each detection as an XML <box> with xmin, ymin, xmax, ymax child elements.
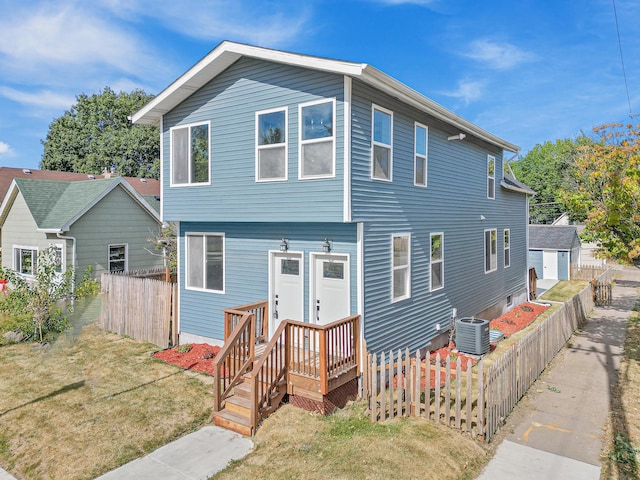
<box><xmin>561</xmin><ymin>123</ymin><xmax>640</xmax><ymax>263</ymax></box>
<box><xmin>510</xmin><ymin>136</ymin><xmax>592</xmax><ymax>224</ymax></box>
<box><xmin>41</xmin><ymin>87</ymin><xmax>159</xmax><ymax>179</ymax></box>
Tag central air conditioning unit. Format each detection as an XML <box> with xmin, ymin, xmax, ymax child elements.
<box><xmin>455</xmin><ymin>317</ymin><xmax>490</xmax><ymax>355</ymax></box>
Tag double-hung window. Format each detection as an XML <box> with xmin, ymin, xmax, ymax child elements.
<box><xmin>186</xmin><ymin>233</ymin><xmax>224</xmax><ymax>292</ymax></box>
<box><xmin>487</xmin><ymin>155</ymin><xmax>495</xmax><ymax>199</ymax></box>
<box><xmin>299</xmin><ymin>99</ymin><xmax>335</xmax><ymax>178</ymax></box>
<box><xmin>108</xmin><ymin>244</ymin><xmax>127</xmax><ymax>273</ymax></box>
<box><xmin>504</xmin><ymin>229</ymin><xmax>511</xmax><ymax>268</ymax></box>
<box><xmin>256</xmin><ymin>108</ymin><xmax>287</xmax><ymax>181</ymax></box>
<box><xmin>484</xmin><ymin>229</ymin><xmax>497</xmax><ymax>273</ymax></box>
<box><xmin>392</xmin><ymin>233</ymin><xmax>410</xmax><ymax>301</ymax></box>
<box><xmin>414</xmin><ymin>123</ymin><xmax>428</xmax><ymax>187</ymax></box>
<box><xmin>372</xmin><ymin>106</ymin><xmax>393</xmax><ymax>181</ymax></box>
<box><xmin>430</xmin><ymin>233</ymin><xmax>444</xmax><ymax>291</ymax></box>
<box><xmin>14</xmin><ymin>246</ymin><xmax>37</xmax><ymax>276</ymax></box>
<box><xmin>171</xmin><ymin>122</ymin><xmax>210</xmax><ymax>185</ymax></box>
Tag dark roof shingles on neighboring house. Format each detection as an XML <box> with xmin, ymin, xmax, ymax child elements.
<box><xmin>529</xmin><ymin>225</ymin><xmax>582</xmax><ymax>251</ymax></box>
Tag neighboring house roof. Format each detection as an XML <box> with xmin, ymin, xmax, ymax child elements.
<box><xmin>0</xmin><ymin>177</ymin><xmax>160</xmax><ymax>232</ymax></box>
<box><xmin>529</xmin><ymin>225</ymin><xmax>581</xmax><ymax>251</ymax></box>
<box><xmin>501</xmin><ymin>174</ymin><xmax>536</xmax><ymax>195</ymax></box>
<box><xmin>0</xmin><ymin>167</ymin><xmax>160</xmax><ymax>202</ymax></box>
<box><xmin>131</xmin><ymin>41</ymin><xmax>520</xmax><ymax>153</ymax></box>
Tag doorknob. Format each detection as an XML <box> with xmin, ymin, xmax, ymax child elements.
<box><xmin>316</xmin><ymin>299</ymin><xmax>320</xmax><ymax>323</ymax></box>
<box><xmin>274</xmin><ymin>294</ymin><xmax>279</xmax><ymax>319</ymax></box>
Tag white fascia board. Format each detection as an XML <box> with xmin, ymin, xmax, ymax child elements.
<box><xmin>36</xmin><ymin>228</ymin><xmax>63</xmax><ymax>233</ymax></box>
<box><xmin>0</xmin><ymin>179</ymin><xmax>19</xmax><ymax>226</ymax></box>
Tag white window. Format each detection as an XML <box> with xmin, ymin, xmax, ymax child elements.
<box><xmin>13</xmin><ymin>246</ymin><xmax>37</xmax><ymax>276</ymax></box>
<box><xmin>392</xmin><ymin>233</ymin><xmax>410</xmax><ymax>301</ymax></box>
<box><xmin>414</xmin><ymin>123</ymin><xmax>428</xmax><ymax>187</ymax></box>
<box><xmin>487</xmin><ymin>155</ymin><xmax>495</xmax><ymax>199</ymax></box>
<box><xmin>186</xmin><ymin>233</ymin><xmax>224</xmax><ymax>292</ymax></box>
<box><xmin>256</xmin><ymin>108</ymin><xmax>287</xmax><ymax>181</ymax></box>
<box><xmin>299</xmin><ymin>99</ymin><xmax>335</xmax><ymax>179</ymax></box>
<box><xmin>108</xmin><ymin>244</ymin><xmax>127</xmax><ymax>273</ymax></box>
<box><xmin>504</xmin><ymin>229</ymin><xmax>511</xmax><ymax>268</ymax></box>
<box><xmin>171</xmin><ymin>122</ymin><xmax>210</xmax><ymax>185</ymax></box>
<box><xmin>430</xmin><ymin>233</ymin><xmax>444</xmax><ymax>291</ymax></box>
<box><xmin>485</xmin><ymin>229</ymin><xmax>497</xmax><ymax>273</ymax></box>
<box><xmin>372</xmin><ymin>105</ymin><xmax>393</xmax><ymax>181</ymax></box>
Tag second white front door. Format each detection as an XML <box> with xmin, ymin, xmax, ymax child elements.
<box><xmin>542</xmin><ymin>250</ymin><xmax>558</xmax><ymax>279</ymax></box>
<box><xmin>312</xmin><ymin>254</ymin><xmax>350</xmax><ymax>325</ymax></box>
<box><xmin>271</xmin><ymin>252</ymin><xmax>304</xmax><ymax>334</ymax></box>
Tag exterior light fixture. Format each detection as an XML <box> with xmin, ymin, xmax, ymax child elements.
<box><xmin>447</xmin><ymin>133</ymin><xmax>466</xmax><ymax>141</ymax></box>
<box><xmin>322</xmin><ymin>239</ymin><xmax>331</xmax><ymax>254</ymax></box>
<box><xmin>280</xmin><ymin>238</ymin><xmax>289</xmax><ymax>252</ymax></box>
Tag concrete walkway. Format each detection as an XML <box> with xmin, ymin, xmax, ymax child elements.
<box><xmin>478</xmin><ymin>265</ymin><xmax>638</xmax><ymax>479</ymax></box>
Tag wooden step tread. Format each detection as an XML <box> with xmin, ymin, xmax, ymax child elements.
<box><xmin>214</xmin><ymin>409</ymin><xmax>253</xmax><ymax>436</ymax></box>
<box><xmin>226</xmin><ymin>394</ymin><xmax>252</xmax><ymax>409</ymax></box>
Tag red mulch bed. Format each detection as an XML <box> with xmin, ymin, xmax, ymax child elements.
<box><xmin>153</xmin><ymin>344</ymin><xmax>221</xmax><ymax>376</ymax></box>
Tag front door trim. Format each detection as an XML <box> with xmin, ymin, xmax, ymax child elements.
<box><xmin>268</xmin><ymin>250</ymin><xmax>305</xmax><ymax>337</ymax></box>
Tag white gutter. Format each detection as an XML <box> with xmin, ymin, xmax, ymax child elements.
<box><xmin>57</xmin><ymin>232</ymin><xmax>77</xmax><ymax>293</ymax></box>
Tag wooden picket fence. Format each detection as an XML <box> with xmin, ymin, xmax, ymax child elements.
<box><xmin>100</xmin><ymin>273</ymin><xmax>177</xmax><ymax>348</ymax></box>
<box><xmin>365</xmin><ymin>268</ymin><xmax>612</xmax><ymax>442</ymax></box>
<box><xmin>571</xmin><ymin>264</ymin><xmax>608</xmax><ymax>281</ymax></box>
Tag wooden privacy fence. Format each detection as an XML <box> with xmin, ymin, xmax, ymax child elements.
<box><xmin>365</xmin><ymin>268</ymin><xmax>612</xmax><ymax>442</ymax></box>
<box><xmin>101</xmin><ymin>273</ymin><xmax>177</xmax><ymax>348</ymax></box>
<box><xmin>571</xmin><ymin>264</ymin><xmax>609</xmax><ymax>281</ymax></box>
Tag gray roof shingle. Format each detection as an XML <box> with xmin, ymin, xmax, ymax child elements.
<box><xmin>529</xmin><ymin>225</ymin><xmax>581</xmax><ymax>250</ymax></box>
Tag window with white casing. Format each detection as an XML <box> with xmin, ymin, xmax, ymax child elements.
<box><xmin>504</xmin><ymin>229</ymin><xmax>511</xmax><ymax>268</ymax></box>
<box><xmin>372</xmin><ymin>105</ymin><xmax>393</xmax><ymax>181</ymax></box>
<box><xmin>256</xmin><ymin>108</ymin><xmax>287</xmax><ymax>181</ymax></box>
<box><xmin>485</xmin><ymin>229</ymin><xmax>497</xmax><ymax>273</ymax></box>
<box><xmin>415</xmin><ymin>123</ymin><xmax>428</xmax><ymax>187</ymax></box>
<box><xmin>171</xmin><ymin>122</ymin><xmax>210</xmax><ymax>185</ymax></box>
<box><xmin>392</xmin><ymin>233</ymin><xmax>410</xmax><ymax>301</ymax></box>
<box><xmin>487</xmin><ymin>155</ymin><xmax>495</xmax><ymax>199</ymax></box>
<box><xmin>14</xmin><ymin>246</ymin><xmax>37</xmax><ymax>276</ymax></box>
<box><xmin>186</xmin><ymin>233</ymin><xmax>224</xmax><ymax>292</ymax></box>
<box><xmin>300</xmin><ymin>99</ymin><xmax>335</xmax><ymax>179</ymax></box>
<box><xmin>430</xmin><ymin>233</ymin><xmax>444</xmax><ymax>291</ymax></box>
<box><xmin>108</xmin><ymin>244</ymin><xmax>127</xmax><ymax>273</ymax></box>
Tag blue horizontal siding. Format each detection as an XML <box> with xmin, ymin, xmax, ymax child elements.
<box><xmin>178</xmin><ymin>221</ymin><xmax>357</xmax><ymax>341</ymax></box>
<box><xmin>163</xmin><ymin>57</ymin><xmax>345</xmax><ymax>223</ymax></box>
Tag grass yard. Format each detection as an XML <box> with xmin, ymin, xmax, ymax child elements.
<box><xmin>600</xmin><ymin>300</ymin><xmax>640</xmax><ymax>479</ymax></box>
<box><xmin>0</xmin><ymin>297</ymin><xmax>214</xmax><ymax>480</ymax></box>
<box><xmin>539</xmin><ymin>279</ymin><xmax>589</xmax><ymax>302</ymax></box>
<box><xmin>212</xmin><ymin>402</ymin><xmax>488</xmax><ymax>480</ymax></box>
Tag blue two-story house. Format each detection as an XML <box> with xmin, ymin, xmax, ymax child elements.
<box><xmin>132</xmin><ymin>41</ymin><xmax>533</xmax><ymax>357</ymax></box>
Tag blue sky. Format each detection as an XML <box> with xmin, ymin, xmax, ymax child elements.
<box><xmin>0</xmin><ymin>0</ymin><xmax>639</xmax><ymax>169</ymax></box>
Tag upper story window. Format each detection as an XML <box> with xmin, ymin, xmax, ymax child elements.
<box><xmin>504</xmin><ymin>229</ymin><xmax>511</xmax><ymax>268</ymax></box>
<box><xmin>484</xmin><ymin>229</ymin><xmax>497</xmax><ymax>273</ymax></box>
<box><xmin>414</xmin><ymin>123</ymin><xmax>428</xmax><ymax>187</ymax></box>
<box><xmin>487</xmin><ymin>155</ymin><xmax>495</xmax><ymax>199</ymax></box>
<box><xmin>392</xmin><ymin>233</ymin><xmax>410</xmax><ymax>301</ymax></box>
<box><xmin>186</xmin><ymin>233</ymin><xmax>224</xmax><ymax>293</ymax></box>
<box><xmin>256</xmin><ymin>108</ymin><xmax>287</xmax><ymax>181</ymax></box>
<box><xmin>14</xmin><ymin>246</ymin><xmax>37</xmax><ymax>276</ymax></box>
<box><xmin>171</xmin><ymin>122</ymin><xmax>210</xmax><ymax>186</ymax></box>
<box><xmin>430</xmin><ymin>233</ymin><xmax>444</xmax><ymax>291</ymax></box>
<box><xmin>372</xmin><ymin>105</ymin><xmax>393</xmax><ymax>181</ymax></box>
<box><xmin>300</xmin><ymin>99</ymin><xmax>335</xmax><ymax>179</ymax></box>
<box><xmin>108</xmin><ymin>244</ymin><xmax>127</xmax><ymax>273</ymax></box>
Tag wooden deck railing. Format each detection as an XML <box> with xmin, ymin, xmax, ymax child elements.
<box><xmin>223</xmin><ymin>300</ymin><xmax>268</xmax><ymax>342</ymax></box>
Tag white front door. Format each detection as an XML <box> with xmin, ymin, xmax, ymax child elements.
<box><xmin>543</xmin><ymin>250</ymin><xmax>558</xmax><ymax>279</ymax></box>
<box><xmin>270</xmin><ymin>252</ymin><xmax>304</xmax><ymax>335</ymax></box>
<box><xmin>312</xmin><ymin>254</ymin><xmax>350</xmax><ymax>325</ymax></box>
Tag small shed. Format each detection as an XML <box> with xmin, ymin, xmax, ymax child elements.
<box><xmin>529</xmin><ymin>225</ymin><xmax>581</xmax><ymax>280</ymax></box>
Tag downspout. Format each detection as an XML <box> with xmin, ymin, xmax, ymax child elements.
<box><xmin>57</xmin><ymin>232</ymin><xmax>77</xmax><ymax>293</ymax></box>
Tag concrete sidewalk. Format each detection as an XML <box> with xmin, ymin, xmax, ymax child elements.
<box><xmin>478</xmin><ymin>266</ymin><xmax>638</xmax><ymax>479</ymax></box>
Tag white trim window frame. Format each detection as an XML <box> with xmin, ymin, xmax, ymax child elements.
<box><xmin>50</xmin><ymin>243</ymin><xmax>64</xmax><ymax>275</ymax></box>
<box><xmin>371</xmin><ymin>104</ymin><xmax>393</xmax><ymax>181</ymax></box>
<box><xmin>256</xmin><ymin>107</ymin><xmax>288</xmax><ymax>182</ymax></box>
<box><xmin>504</xmin><ymin>229</ymin><xmax>511</xmax><ymax>268</ymax></box>
<box><xmin>13</xmin><ymin>245</ymin><xmax>38</xmax><ymax>277</ymax></box>
<box><xmin>299</xmin><ymin>98</ymin><xmax>336</xmax><ymax>179</ymax></box>
<box><xmin>185</xmin><ymin>232</ymin><xmax>225</xmax><ymax>293</ymax></box>
<box><xmin>484</xmin><ymin>228</ymin><xmax>497</xmax><ymax>273</ymax></box>
<box><xmin>170</xmin><ymin>121</ymin><xmax>211</xmax><ymax>186</ymax></box>
<box><xmin>487</xmin><ymin>155</ymin><xmax>496</xmax><ymax>199</ymax></box>
<box><xmin>391</xmin><ymin>233</ymin><xmax>410</xmax><ymax>302</ymax></box>
<box><xmin>414</xmin><ymin>122</ymin><xmax>428</xmax><ymax>187</ymax></box>
<box><xmin>108</xmin><ymin>244</ymin><xmax>128</xmax><ymax>273</ymax></box>
<box><xmin>430</xmin><ymin>232</ymin><xmax>444</xmax><ymax>291</ymax></box>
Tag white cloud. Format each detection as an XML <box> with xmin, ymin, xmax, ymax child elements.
<box><xmin>441</xmin><ymin>80</ymin><xmax>484</xmax><ymax>105</ymax></box>
<box><xmin>0</xmin><ymin>87</ymin><xmax>75</xmax><ymax>111</ymax></box>
<box><xmin>464</xmin><ymin>39</ymin><xmax>536</xmax><ymax>70</ymax></box>
<box><xmin>0</xmin><ymin>141</ymin><xmax>13</xmax><ymax>157</ymax></box>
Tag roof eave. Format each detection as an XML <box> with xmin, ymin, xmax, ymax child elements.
<box><xmin>500</xmin><ymin>179</ymin><xmax>536</xmax><ymax>195</ymax></box>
